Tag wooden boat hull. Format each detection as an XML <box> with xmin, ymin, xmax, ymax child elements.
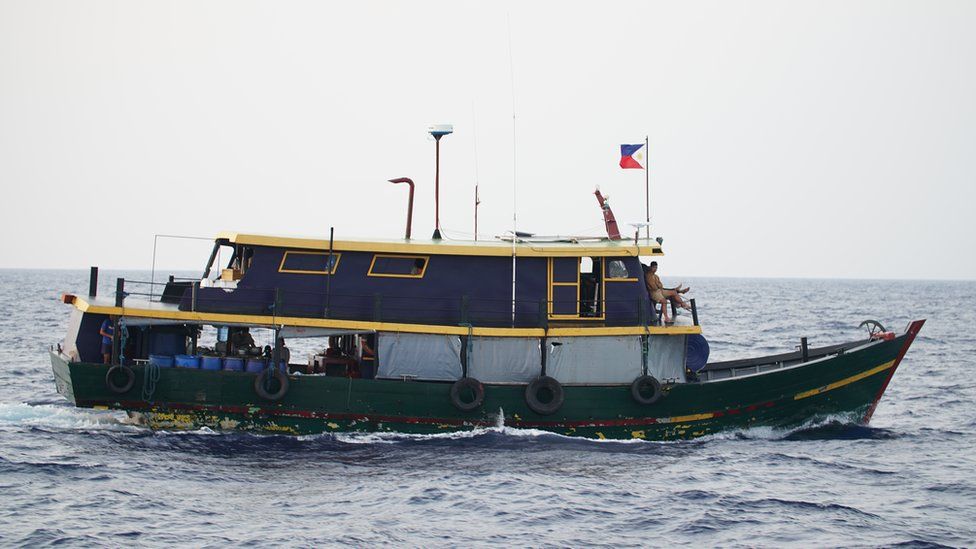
<box><xmin>49</xmin><ymin>321</ymin><xmax>923</xmax><ymax>440</ymax></box>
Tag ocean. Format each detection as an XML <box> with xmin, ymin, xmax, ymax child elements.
<box><xmin>1</xmin><ymin>270</ymin><xmax>974</xmax><ymax>546</ymax></box>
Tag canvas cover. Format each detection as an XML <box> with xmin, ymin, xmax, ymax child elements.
<box><xmin>467</xmin><ymin>336</ymin><xmax>542</xmax><ymax>383</ymax></box>
<box><xmin>546</xmin><ymin>336</ymin><xmax>643</xmax><ymax>385</ymax></box>
<box><xmin>647</xmin><ymin>334</ymin><xmax>687</xmax><ymax>382</ymax></box>
<box><xmin>376</xmin><ymin>332</ymin><xmax>462</xmax><ymax>381</ymax></box>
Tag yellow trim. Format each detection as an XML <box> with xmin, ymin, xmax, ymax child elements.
<box><xmin>793</xmin><ymin>360</ymin><xmax>896</xmax><ymax>400</ymax></box>
<box><xmin>366</xmin><ymin>254</ymin><xmax>429</xmax><ymax>279</ymax></box>
<box><xmin>71</xmin><ymin>296</ymin><xmax>700</xmax><ymax>338</ymax></box>
<box><xmin>606</xmin><ymin>277</ymin><xmax>639</xmax><ymax>282</ymax></box>
<box><xmin>659</xmin><ymin>412</ymin><xmax>715</xmax><ymax>424</ymax></box>
<box><xmin>217</xmin><ymin>231</ymin><xmax>665</xmax><ymax>258</ymax></box>
<box><xmin>278</xmin><ymin>250</ymin><xmax>341</xmax><ymax>275</ymax></box>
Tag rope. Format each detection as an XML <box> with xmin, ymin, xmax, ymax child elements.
<box><xmin>142</xmin><ymin>362</ymin><xmax>160</xmax><ymax>404</ymax></box>
<box><xmin>118</xmin><ymin>318</ymin><xmax>129</xmax><ymax>364</ymax></box>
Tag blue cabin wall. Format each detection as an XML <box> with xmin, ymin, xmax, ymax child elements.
<box><xmin>183</xmin><ymin>246</ymin><xmax>651</xmax><ymax>327</ymax></box>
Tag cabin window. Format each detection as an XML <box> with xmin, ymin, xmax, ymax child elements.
<box><xmin>368</xmin><ymin>255</ymin><xmax>429</xmax><ymax>278</ymax></box>
<box><xmin>606</xmin><ymin>259</ymin><xmax>637</xmax><ymax>281</ymax></box>
<box><xmin>278</xmin><ymin>251</ymin><xmax>341</xmax><ymax>275</ymax></box>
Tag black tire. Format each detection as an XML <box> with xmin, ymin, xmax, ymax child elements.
<box><xmin>105</xmin><ymin>365</ymin><xmax>136</xmax><ymax>394</ymax></box>
<box><xmin>450</xmin><ymin>377</ymin><xmax>485</xmax><ymax>411</ymax></box>
<box><xmin>630</xmin><ymin>375</ymin><xmax>662</xmax><ymax>405</ymax></box>
<box><xmin>525</xmin><ymin>376</ymin><xmax>564</xmax><ymax>415</ymax></box>
<box><xmin>254</xmin><ymin>368</ymin><xmax>289</xmax><ymax>401</ymax></box>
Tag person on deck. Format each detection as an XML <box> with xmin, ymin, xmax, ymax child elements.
<box><xmin>277</xmin><ymin>337</ymin><xmax>290</xmax><ymax>365</ymax></box>
<box><xmin>644</xmin><ymin>261</ymin><xmax>691</xmax><ymax>322</ymax></box>
<box><xmin>99</xmin><ymin>316</ymin><xmax>115</xmax><ymax>364</ymax></box>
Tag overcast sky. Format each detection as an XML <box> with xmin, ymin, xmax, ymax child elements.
<box><xmin>1</xmin><ymin>1</ymin><xmax>974</xmax><ymax>279</ymax></box>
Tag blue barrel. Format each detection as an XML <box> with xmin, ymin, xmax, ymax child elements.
<box><xmin>245</xmin><ymin>358</ymin><xmax>266</xmax><ymax>373</ymax></box>
<box><xmin>174</xmin><ymin>355</ymin><xmax>201</xmax><ymax>369</ymax></box>
<box><xmin>222</xmin><ymin>357</ymin><xmax>244</xmax><ymax>372</ymax></box>
<box><xmin>200</xmin><ymin>356</ymin><xmax>222</xmax><ymax>371</ymax></box>
<box><xmin>149</xmin><ymin>354</ymin><xmax>174</xmax><ymax>368</ymax></box>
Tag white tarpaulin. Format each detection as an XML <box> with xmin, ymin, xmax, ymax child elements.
<box><xmin>546</xmin><ymin>336</ymin><xmax>643</xmax><ymax>385</ymax></box>
<box><xmin>648</xmin><ymin>335</ymin><xmax>687</xmax><ymax>382</ymax></box>
<box><xmin>376</xmin><ymin>332</ymin><xmax>462</xmax><ymax>381</ymax></box>
<box><xmin>467</xmin><ymin>337</ymin><xmax>542</xmax><ymax>383</ymax></box>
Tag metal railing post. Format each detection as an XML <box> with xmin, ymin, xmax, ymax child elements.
<box><xmin>460</xmin><ymin>295</ymin><xmax>470</xmax><ymax>324</ymax></box>
<box><xmin>690</xmin><ymin>298</ymin><xmax>699</xmax><ymax>326</ymax></box>
<box><xmin>191</xmin><ymin>281</ymin><xmax>199</xmax><ymax>312</ymax></box>
<box><xmin>115</xmin><ymin>278</ymin><xmax>125</xmax><ymax>307</ymax></box>
<box><xmin>89</xmin><ymin>266</ymin><xmax>98</xmax><ymax>297</ymax></box>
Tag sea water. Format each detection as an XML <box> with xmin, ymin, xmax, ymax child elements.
<box><xmin>1</xmin><ymin>270</ymin><xmax>974</xmax><ymax>546</ymax></box>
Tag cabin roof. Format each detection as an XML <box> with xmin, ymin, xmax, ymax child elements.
<box><xmin>216</xmin><ymin>232</ymin><xmax>664</xmax><ymax>258</ymax></box>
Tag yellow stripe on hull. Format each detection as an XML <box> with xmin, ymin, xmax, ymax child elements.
<box><xmin>793</xmin><ymin>360</ymin><xmax>895</xmax><ymax>400</ymax></box>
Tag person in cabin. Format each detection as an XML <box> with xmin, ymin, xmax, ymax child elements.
<box><xmin>98</xmin><ymin>316</ymin><xmax>115</xmax><ymax>364</ymax></box>
<box><xmin>277</xmin><ymin>337</ymin><xmax>290</xmax><ymax>364</ymax></box>
<box><xmin>410</xmin><ymin>258</ymin><xmax>425</xmax><ymax>275</ymax></box>
<box><xmin>644</xmin><ymin>261</ymin><xmax>691</xmax><ymax>321</ymax></box>
<box><xmin>229</xmin><ymin>328</ymin><xmax>256</xmax><ymax>354</ymax></box>
<box><xmin>325</xmin><ymin>336</ymin><xmax>342</xmax><ymax>358</ymax></box>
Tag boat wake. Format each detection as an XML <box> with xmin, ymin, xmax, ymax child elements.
<box><xmin>0</xmin><ymin>402</ymin><xmax>896</xmax><ymax>444</ymax></box>
<box><xmin>0</xmin><ymin>402</ymin><xmax>135</xmax><ymax>433</ymax></box>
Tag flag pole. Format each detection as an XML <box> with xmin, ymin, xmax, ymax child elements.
<box><xmin>644</xmin><ymin>135</ymin><xmax>650</xmax><ymax>241</ymax></box>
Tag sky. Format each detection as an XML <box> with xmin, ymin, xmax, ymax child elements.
<box><xmin>1</xmin><ymin>1</ymin><xmax>974</xmax><ymax>280</ymax></box>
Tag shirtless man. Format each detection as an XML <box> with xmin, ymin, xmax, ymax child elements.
<box><xmin>644</xmin><ymin>261</ymin><xmax>691</xmax><ymax>322</ymax></box>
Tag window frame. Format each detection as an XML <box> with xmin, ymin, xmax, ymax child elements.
<box><xmin>277</xmin><ymin>250</ymin><xmax>341</xmax><ymax>275</ymax></box>
<box><xmin>605</xmin><ymin>258</ymin><xmax>639</xmax><ymax>282</ymax></box>
<box><xmin>367</xmin><ymin>254</ymin><xmax>430</xmax><ymax>279</ymax></box>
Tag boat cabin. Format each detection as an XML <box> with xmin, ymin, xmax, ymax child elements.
<box><xmin>174</xmin><ymin>232</ymin><xmax>668</xmax><ymax>328</ymax></box>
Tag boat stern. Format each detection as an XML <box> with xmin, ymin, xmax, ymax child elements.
<box><xmin>49</xmin><ymin>349</ymin><xmax>77</xmax><ymax>405</ymax></box>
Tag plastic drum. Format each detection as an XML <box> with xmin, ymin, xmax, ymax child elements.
<box><xmin>174</xmin><ymin>355</ymin><xmax>201</xmax><ymax>369</ymax></box>
<box><xmin>149</xmin><ymin>354</ymin><xmax>174</xmax><ymax>368</ymax></box>
<box><xmin>245</xmin><ymin>358</ymin><xmax>267</xmax><ymax>373</ymax></box>
<box><xmin>200</xmin><ymin>356</ymin><xmax>222</xmax><ymax>371</ymax></box>
<box><xmin>222</xmin><ymin>357</ymin><xmax>244</xmax><ymax>372</ymax></box>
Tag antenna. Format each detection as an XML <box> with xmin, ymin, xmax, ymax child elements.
<box><xmin>428</xmin><ymin>124</ymin><xmax>453</xmax><ymax>239</ymax></box>
<box><xmin>472</xmin><ymin>101</ymin><xmax>481</xmax><ymax>241</ymax></box>
<box><xmin>508</xmin><ymin>13</ymin><xmax>518</xmax><ymax>325</ymax></box>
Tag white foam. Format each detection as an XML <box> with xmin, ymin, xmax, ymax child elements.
<box><xmin>0</xmin><ymin>401</ymin><xmax>135</xmax><ymax>432</ymax></box>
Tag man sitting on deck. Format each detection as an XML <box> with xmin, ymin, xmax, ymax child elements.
<box><xmin>644</xmin><ymin>261</ymin><xmax>691</xmax><ymax>322</ymax></box>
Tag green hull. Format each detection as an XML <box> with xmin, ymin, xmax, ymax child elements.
<box><xmin>49</xmin><ymin>322</ymin><xmax>923</xmax><ymax>440</ymax></box>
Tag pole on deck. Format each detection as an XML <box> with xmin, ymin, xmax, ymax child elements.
<box><xmin>325</xmin><ymin>227</ymin><xmax>334</xmax><ymax>318</ymax></box>
<box><xmin>115</xmin><ymin>278</ymin><xmax>125</xmax><ymax>307</ymax></box>
<box><xmin>644</xmin><ymin>135</ymin><xmax>650</xmax><ymax>241</ymax></box>
<box><xmin>89</xmin><ymin>267</ymin><xmax>98</xmax><ymax>297</ymax></box>
<box><xmin>800</xmin><ymin>337</ymin><xmax>809</xmax><ymax>362</ymax></box>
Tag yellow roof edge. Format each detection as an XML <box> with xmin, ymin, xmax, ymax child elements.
<box><xmin>215</xmin><ymin>231</ymin><xmax>664</xmax><ymax>258</ymax></box>
<box><xmin>70</xmin><ymin>296</ymin><xmax>698</xmax><ymax>337</ymax></box>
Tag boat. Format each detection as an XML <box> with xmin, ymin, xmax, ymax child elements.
<box><xmin>48</xmin><ymin>173</ymin><xmax>924</xmax><ymax>440</ymax></box>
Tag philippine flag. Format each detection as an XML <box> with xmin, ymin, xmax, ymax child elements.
<box><xmin>619</xmin><ymin>144</ymin><xmax>646</xmax><ymax>169</ymax></box>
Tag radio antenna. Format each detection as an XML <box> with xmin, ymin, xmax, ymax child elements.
<box><xmin>508</xmin><ymin>13</ymin><xmax>518</xmax><ymax>325</ymax></box>
<box><xmin>472</xmin><ymin>100</ymin><xmax>481</xmax><ymax>241</ymax></box>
